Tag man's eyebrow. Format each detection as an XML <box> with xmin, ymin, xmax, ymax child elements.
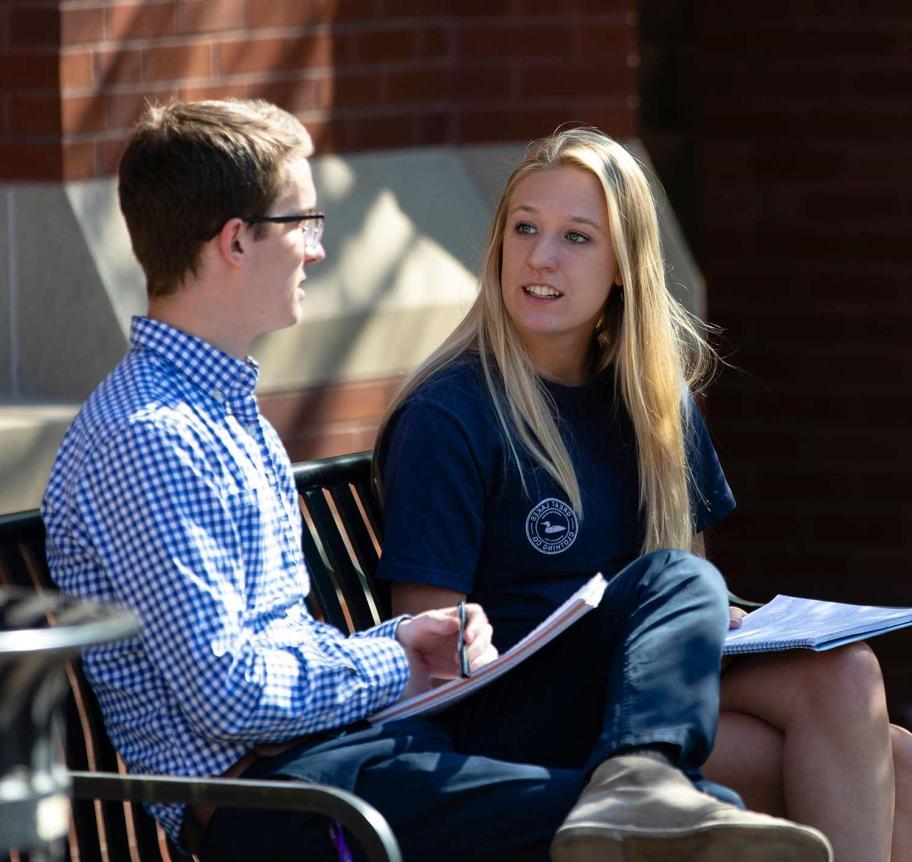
<box><xmin>510</xmin><ymin>204</ymin><xmax>604</xmax><ymax>232</ymax></box>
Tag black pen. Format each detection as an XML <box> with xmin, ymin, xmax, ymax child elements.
<box><xmin>457</xmin><ymin>601</ymin><xmax>471</xmax><ymax>678</ymax></box>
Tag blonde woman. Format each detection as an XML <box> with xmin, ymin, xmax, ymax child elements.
<box><xmin>374</xmin><ymin>128</ymin><xmax>909</xmax><ymax>862</ymax></box>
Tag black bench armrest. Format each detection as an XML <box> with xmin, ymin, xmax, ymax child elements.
<box><xmin>69</xmin><ymin>771</ymin><xmax>402</xmax><ymax>862</ymax></box>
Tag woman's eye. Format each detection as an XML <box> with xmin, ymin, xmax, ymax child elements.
<box><xmin>566</xmin><ymin>230</ymin><xmax>590</xmax><ymax>244</ymax></box>
<box><xmin>514</xmin><ymin>222</ymin><xmax>536</xmax><ymax>236</ymax></box>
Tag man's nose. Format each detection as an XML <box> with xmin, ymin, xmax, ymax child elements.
<box><xmin>306</xmin><ymin>242</ymin><xmax>326</xmax><ymax>264</ymax></box>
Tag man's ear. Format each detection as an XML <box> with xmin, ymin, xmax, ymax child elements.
<box><xmin>215</xmin><ymin>218</ymin><xmax>248</xmax><ymax>269</ymax></box>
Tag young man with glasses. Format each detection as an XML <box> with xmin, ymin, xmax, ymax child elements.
<box><xmin>41</xmin><ymin>100</ymin><xmax>830</xmax><ymax>862</ymax></box>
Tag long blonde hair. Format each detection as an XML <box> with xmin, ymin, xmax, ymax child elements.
<box><xmin>376</xmin><ymin>128</ymin><xmax>716</xmax><ymax>553</ymax></box>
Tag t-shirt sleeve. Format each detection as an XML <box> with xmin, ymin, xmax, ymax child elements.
<box><xmin>685</xmin><ymin>391</ymin><xmax>736</xmax><ymax>533</ymax></box>
<box><xmin>376</xmin><ymin>399</ymin><xmax>487</xmax><ymax>594</ymax></box>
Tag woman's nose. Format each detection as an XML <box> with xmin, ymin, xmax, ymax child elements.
<box><xmin>526</xmin><ymin>234</ymin><xmax>558</xmax><ymax>270</ymax></box>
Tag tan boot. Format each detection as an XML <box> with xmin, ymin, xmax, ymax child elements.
<box><xmin>551</xmin><ymin>754</ymin><xmax>833</xmax><ymax>862</ymax></box>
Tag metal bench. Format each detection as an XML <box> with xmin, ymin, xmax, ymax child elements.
<box><xmin>0</xmin><ymin>457</ymin><xmax>400</xmax><ymax>862</ymax></box>
<box><xmin>0</xmin><ymin>447</ymin><xmax>760</xmax><ymax>862</ymax></box>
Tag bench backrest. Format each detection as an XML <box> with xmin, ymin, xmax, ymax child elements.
<box><xmin>292</xmin><ymin>451</ymin><xmax>388</xmax><ymax>632</ymax></box>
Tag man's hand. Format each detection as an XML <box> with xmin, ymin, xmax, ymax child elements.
<box><xmin>729</xmin><ymin>606</ymin><xmax>747</xmax><ymax>629</ymax></box>
<box><xmin>396</xmin><ymin>604</ymin><xmax>498</xmax><ymax>700</ymax></box>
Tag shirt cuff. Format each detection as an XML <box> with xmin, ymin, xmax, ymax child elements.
<box><xmin>345</xmin><ymin>626</ymin><xmax>410</xmax><ymax>714</ymax></box>
<box><xmin>365</xmin><ymin>614</ymin><xmax>412</xmax><ymax>642</ymax></box>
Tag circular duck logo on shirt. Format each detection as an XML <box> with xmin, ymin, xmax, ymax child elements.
<box><xmin>526</xmin><ymin>498</ymin><xmax>579</xmax><ymax>555</ymax></box>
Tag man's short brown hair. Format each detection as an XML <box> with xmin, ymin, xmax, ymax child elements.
<box><xmin>118</xmin><ymin>99</ymin><xmax>313</xmax><ymax>298</ymax></box>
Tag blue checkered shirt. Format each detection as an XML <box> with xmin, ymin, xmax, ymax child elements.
<box><xmin>42</xmin><ymin>317</ymin><xmax>410</xmax><ymax>842</ymax></box>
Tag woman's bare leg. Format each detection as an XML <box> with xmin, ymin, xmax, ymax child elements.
<box><xmin>891</xmin><ymin>724</ymin><xmax>912</xmax><ymax>862</ymax></box>
<box><xmin>707</xmin><ymin>643</ymin><xmax>893</xmax><ymax>862</ymax></box>
<box><xmin>708</xmin><ymin>713</ymin><xmax>912</xmax><ymax>861</ymax></box>
<box><xmin>705</xmin><ymin>708</ymin><xmax>786</xmax><ymax>815</ymax></box>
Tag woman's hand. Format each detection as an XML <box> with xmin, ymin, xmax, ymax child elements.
<box><xmin>396</xmin><ymin>604</ymin><xmax>498</xmax><ymax>699</ymax></box>
<box><xmin>729</xmin><ymin>606</ymin><xmax>747</xmax><ymax>630</ymax></box>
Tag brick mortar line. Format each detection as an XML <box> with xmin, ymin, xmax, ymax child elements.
<box><xmin>58</xmin><ymin>29</ymin><xmax>328</xmax><ymax>51</ymax></box>
<box><xmin>56</xmin><ymin>49</ymin><xmax>464</xmax><ymax>70</ymax></box>
<box><xmin>194</xmin><ymin>15</ymin><xmax>628</xmax><ymax>37</ymax></box>
<box><xmin>57</xmin><ymin>71</ymin><xmax>472</xmax><ymax>98</ymax></box>
<box><xmin>4</xmin><ymin>0</ymin><xmax>60</xmax><ymax>8</ymax></box>
<box><xmin>47</xmin><ymin>12</ymin><xmax>632</xmax><ymax>50</ymax></box>
<box><xmin>697</xmin><ymin>19</ymin><xmax>912</xmax><ymax>32</ymax></box>
<box><xmin>10</xmin><ymin>94</ymin><xmax>633</xmax><ymax>137</ymax></box>
<box><xmin>25</xmin><ymin>0</ymin><xmax>109</xmax><ymax>8</ymax></box>
<box><xmin>261</xmin><ymin>378</ymin><xmax>402</xmax><ymax>398</ymax></box>
<box><xmin>51</xmin><ymin>92</ymin><xmax>633</xmax><ymax>137</ymax></box>
<box><xmin>45</xmin><ymin>0</ymin><xmax>629</xmax><ymax>22</ymax></box>
<box><xmin>1</xmin><ymin>46</ymin><xmax>60</xmax><ymax>56</ymax></box>
<box><xmin>279</xmin><ymin>418</ymin><xmax>383</xmax><ymax>437</ymax></box>
<box><xmin>53</xmin><ymin>58</ymin><xmax>635</xmax><ymax>97</ymax></box>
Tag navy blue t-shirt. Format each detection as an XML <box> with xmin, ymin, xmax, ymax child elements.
<box><xmin>376</xmin><ymin>354</ymin><xmax>735</xmax><ymax>650</ymax></box>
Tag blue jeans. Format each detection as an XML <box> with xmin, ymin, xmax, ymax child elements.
<box><xmin>198</xmin><ymin>550</ymin><xmax>729</xmax><ymax>862</ymax></box>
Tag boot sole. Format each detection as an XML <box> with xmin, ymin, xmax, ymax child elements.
<box><xmin>551</xmin><ymin>821</ymin><xmax>832</xmax><ymax>862</ymax></box>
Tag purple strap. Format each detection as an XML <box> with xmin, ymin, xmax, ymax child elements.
<box><xmin>330</xmin><ymin>820</ymin><xmax>355</xmax><ymax>862</ymax></box>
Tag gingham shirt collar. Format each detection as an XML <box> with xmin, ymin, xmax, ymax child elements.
<box><xmin>131</xmin><ymin>315</ymin><xmax>259</xmax><ymax>406</ymax></box>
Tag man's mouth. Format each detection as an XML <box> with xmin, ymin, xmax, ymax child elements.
<box><xmin>523</xmin><ymin>284</ymin><xmax>563</xmax><ymax>299</ymax></box>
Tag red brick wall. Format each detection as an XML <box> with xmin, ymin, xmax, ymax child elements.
<box><xmin>681</xmin><ymin>6</ymin><xmax>912</xmax><ymax>714</ymax></box>
<box><xmin>259</xmin><ymin>375</ymin><xmax>405</xmax><ymax>462</ymax></box>
<box><xmin>686</xmin><ymin>5</ymin><xmax>912</xmax><ymax>601</ymax></box>
<box><xmin>0</xmin><ymin>0</ymin><xmax>639</xmax><ymax>182</ymax></box>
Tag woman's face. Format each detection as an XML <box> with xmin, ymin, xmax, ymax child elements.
<box><xmin>500</xmin><ymin>165</ymin><xmax>619</xmax><ymax>376</ymax></box>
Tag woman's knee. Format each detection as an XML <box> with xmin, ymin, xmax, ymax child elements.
<box><xmin>640</xmin><ymin>549</ymin><xmax>728</xmax><ymax>610</ymax></box>
<box><xmin>782</xmin><ymin>643</ymin><xmax>888</xmax><ymax>720</ymax></box>
<box><xmin>721</xmin><ymin>642</ymin><xmax>889</xmax><ymax>729</ymax></box>
<box><xmin>814</xmin><ymin>642</ymin><xmax>884</xmax><ymax>698</ymax></box>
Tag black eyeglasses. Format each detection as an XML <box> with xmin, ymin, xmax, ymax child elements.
<box><xmin>201</xmin><ymin>211</ymin><xmax>324</xmax><ymax>251</ymax></box>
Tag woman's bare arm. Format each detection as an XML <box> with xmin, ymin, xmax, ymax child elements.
<box><xmin>391</xmin><ymin>581</ymin><xmax>467</xmax><ymax>618</ymax></box>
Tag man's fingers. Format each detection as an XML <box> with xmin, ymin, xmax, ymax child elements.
<box><xmin>397</xmin><ymin>611</ymin><xmax>458</xmax><ymax>650</ymax></box>
<box><xmin>729</xmin><ymin>606</ymin><xmax>747</xmax><ymax>629</ymax></box>
<box><xmin>461</xmin><ymin>604</ymin><xmax>495</xmax><ymax>671</ymax></box>
<box><xmin>465</xmin><ymin>621</ymin><xmax>493</xmax><ymax>657</ymax></box>
<box><xmin>461</xmin><ymin>603</ymin><xmax>489</xmax><ymax>643</ymax></box>
<box><xmin>471</xmin><ymin>644</ymin><xmax>499</xmax><ymax>671</ymax></box>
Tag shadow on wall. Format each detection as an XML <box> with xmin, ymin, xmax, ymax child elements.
<box><xmin>0</xmin><ymin>405</ymin><xmax>80</xmax><ymax>514</ymax></box>
<box><xmin>0</xmin><ymin>10</ymin><xmax>704</xmax><ymax>508</ymax></box>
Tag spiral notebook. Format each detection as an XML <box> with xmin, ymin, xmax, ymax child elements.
<box><xmin>370</xmin><ymin>572</ymin><xmax>607</xmax><ymax>724</ymax></box>
<box><xmin>723</xmin><ymin>594</ymin><xmax>912</xmax><ymax>656</ymax></box>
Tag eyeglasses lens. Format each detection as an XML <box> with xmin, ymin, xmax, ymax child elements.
<box><xmin>304</xmin><ymin>218</ymin><xmax>324</xmax><ymax>252</ymax></box>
